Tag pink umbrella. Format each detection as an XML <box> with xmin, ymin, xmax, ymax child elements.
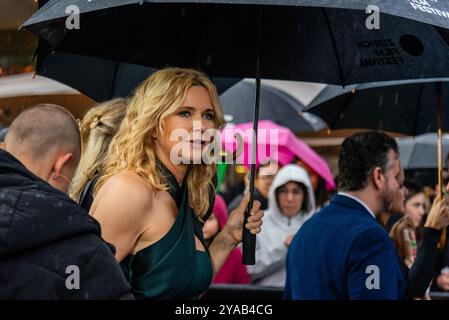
<box><xmin>221</xmin><ymin>120</ymin><xmax>335</xmax><ymax>190</ymax></box>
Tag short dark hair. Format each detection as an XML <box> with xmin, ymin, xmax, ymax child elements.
<box><xmin>338</xmin><ymin>131</ymin><xmax>398</xmax><ymax>191</ymax></box>
<box><xmin>404</xmin><ymin>179</ymin><xmax>423</xmax><ymax>202</ymax></box>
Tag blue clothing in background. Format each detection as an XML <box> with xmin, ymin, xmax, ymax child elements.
<box><xmin>284</xmin><ymin>194</ymin><xmax>404</xmax><ymax>300</ymax></box>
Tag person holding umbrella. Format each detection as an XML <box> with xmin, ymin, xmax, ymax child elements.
<box><xmin>89</xmin><ymin>68</ymin><xmax>264</xmax><ymax>299</ymax></box>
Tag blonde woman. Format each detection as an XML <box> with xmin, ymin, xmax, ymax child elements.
<box><xmin>69</xmin><ymin>98</ymin><xmax>127</xmax><ymax>211</ymax></box>
<box><xmin>90</xmin><ymin>68</ymin><xmax>263</xmax><ymax>299</ymax></box>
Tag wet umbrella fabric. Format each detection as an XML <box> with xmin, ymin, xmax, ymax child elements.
<box><xmin>37</xmin><ymin>52</ymin><xmax>240</xmax><ymax>102</ymax></box>
<box><xmin>306</xmin><ymin>80</ymin><xmax>449</xmax><ymax>135</ymax></box>
<box><xmin>220</xmin><ymin>80</ymin><xmax>326</xmax><ymax>133</ymax></box>
<box><xmin>23</xmin><ymin>1</ymin><xmax>449</xmax><ymax>86</ymax></box>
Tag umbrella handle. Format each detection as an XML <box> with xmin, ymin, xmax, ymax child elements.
<box><xmin>436</xmin><ymin>82</ymin><xmax>446</xmax><ymax>251</ymax></box>
<box><xmin>242</xmin><ymin>6</ymin><xmax>263</xmax><ymax>265</ymax></box>
<box><xmin>242</xmin><ymin>175</ymin><xmax>256</xmax><ymax>265</ymax></box>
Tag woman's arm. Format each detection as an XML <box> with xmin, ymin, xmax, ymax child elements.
<box><xmin>208</xmin><ymin>194</ymin><xmax>264</xmax><ymax>276</ymax></box>
<box><xmin>408</xmin><ymin>196</ymin><xmax>449</xmax><ymax>297</ymax></box>
<box><xmin>90</xmin><ymin>173</ymin><xmax>153</xmax><ymax>262</ymax></box>
<box><xmin>408</xmin><ymin>227</ymin><xmax>441</xmax><ymax>297</ymax></box>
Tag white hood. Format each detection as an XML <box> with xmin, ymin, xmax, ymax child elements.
<box><xmin>247</xmin><ymin>164</ymin><xmax>316</xmax><ymax>287</ymax></box>
<box><xmin>267</xmin><ymin>164</ymin><xmax>316</xmax><ymax>220</ymax></box>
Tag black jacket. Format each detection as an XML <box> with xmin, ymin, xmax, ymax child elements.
<box><xmin>0</xmin><ymin>150</ymin><xmax>132</xmax><ymax>299</ymax></box>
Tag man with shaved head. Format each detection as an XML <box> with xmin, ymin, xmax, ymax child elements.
<box><xmin>0</xmin><ymin>104</ymin><xmax>132</xmax><ymax>299</ymax></box>
<box><xmin>4</xmin><ymin>104</ymin><xmax>81</xmax><ymax>192</ymax></box>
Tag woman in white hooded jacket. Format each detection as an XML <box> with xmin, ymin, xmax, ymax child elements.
<box><xmin>247</xmin><ymin>164</ymin><xmax>316</xmax><ymax>287</ymax></box>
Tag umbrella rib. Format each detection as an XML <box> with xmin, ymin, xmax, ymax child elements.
<box><xmin>329</xmin><ymin>89</ymin><xmax>356</xmax><ymax>129</ymax></box>
<box><xmin>322</xmin><ymin>8</ymin><xmax>345</xmax><ymax>87</ymax></box>
<box><xmin>109</xmin><ymin>61</ymin><xmax>120</xmax><ymax>101</ymax></box>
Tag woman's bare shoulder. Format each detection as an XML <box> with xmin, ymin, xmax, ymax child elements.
<box><xmin>92</xmin><ymin>171</ymin><xmax>155</xmax><ymax>217</ymax></box>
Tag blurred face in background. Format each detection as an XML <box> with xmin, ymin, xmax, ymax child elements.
<box><xmin>254</xmin><ymin>161</ymin><xmax>279</xmax><ymax>199</ymax></box>
<box><xmin>404</xmin><ymin>192</ymin><xmax>426</xmax><ymax>228</ymax></box>
<box><xmin>277</xmin><ymin>181</ymin><xmax>306</xmax><ymax>218</ymax></box>
<box><xmin>389</xmin><ymin>169</ymin><xmax>407</xmax><ymax>213</ymax></box>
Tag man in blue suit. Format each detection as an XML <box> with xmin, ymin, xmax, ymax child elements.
<box><xmin>285</xmin><ymin>131</ymin><xmax>404</xmax><ymax>300</ymax></box>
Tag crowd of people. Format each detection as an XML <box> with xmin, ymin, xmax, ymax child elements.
<box><xmin>1</xmin><ymin>67</ymin><xmax>449</xmax><ymax>300</ymax></box>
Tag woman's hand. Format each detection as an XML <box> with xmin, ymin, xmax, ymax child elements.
<box><xmin>284</xmin><ymin>235</ymin><xmax>294</xmax><ymax>247</ymax></box>
<box><xmin>437</xmin><ymin>273</ymin><xmax>449</xmax><ymax>291</ymax></box>
<box><xmin>424</xmin><ymin>195</ymin><xmax>449</xmax><ymax>230</ymax></box>
<box><xmin>220</xmin><ymin>193</ymin><xmax>264</xmax><ymax>247</ymax></box>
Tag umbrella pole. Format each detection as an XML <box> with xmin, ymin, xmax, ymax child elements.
<box><xmin>436</xmin><ymin>82</ymin><xmax>446</xmax><ymax>251</ymax></box>
<box><xmin>242</xmin><ymin>8</ymin><xmax>263</xmax><ymax>265</ymax></box>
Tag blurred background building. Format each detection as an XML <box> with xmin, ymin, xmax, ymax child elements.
<box><xmin>0</xmin><ymin>1</ymin><xmax>37</xmax><ymax>76</ymax></box>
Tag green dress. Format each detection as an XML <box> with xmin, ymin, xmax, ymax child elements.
<box><xmin>120</xmin><ymin>162</ymin><xmax>213</xmax><ymax>299</ymax></box>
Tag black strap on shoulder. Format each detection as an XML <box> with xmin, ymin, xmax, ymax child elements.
<box><xmin>156</xmin><ymin>159</ymin><xmax>184</xmax><ymax>209</ymax></box>
<box><xmin>78</xmin><ymin>174</ymin><xmax>100</xmax><ymax>211</ymax></box>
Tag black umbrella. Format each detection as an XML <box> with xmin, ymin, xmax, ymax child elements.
<box><xmin>22</xmin><ymin>2</ymin><xmax>449</xmax><ymax>85</ymax></box>
<box><xmin>32</xmin><ymin>0</ymin><xmax>242</xmax><ymax>102</ymax></box>
<box><xmin>220</xmin><ymin>80</ymin><xmax>326</xmax><ymax>133</ymax></box>
<box><xmin>37</xmin><ymin>51</ymin><xmax>240</xmax><ymax>102</ymax></box>
<box><xmin>307</xmin><ymin>79</ymin><xmax>449</xmax><ymax>249</ymax></box>
<box><xmin>23</xmin><ymin>0</ymin><xmax>449</xmax><ymax>264</ymax></box>
<box><xmin>306</xmin><ymin>80</ymin><xmax>449</xmax><ymax>135</ymax></box>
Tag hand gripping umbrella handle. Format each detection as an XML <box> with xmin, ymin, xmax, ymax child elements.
<box><xmin>436</xmin><ymin>82</ymin><xmax>446</xmax><ymax>251</ymax></box>
<box><xmin>242</xmin><ymin>164</ymin><xmax>256</xmax><ymax>265</ymax></box>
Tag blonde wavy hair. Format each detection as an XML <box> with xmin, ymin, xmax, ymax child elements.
<box><xmin>95</xmin><ymin>68</ymin><xmax>225</xmax><ymax>219</ymax></box>
<box><xmin>69</xmin><ymin>98</ymin><xmax>128</xmax><ymax>201</ymax></box>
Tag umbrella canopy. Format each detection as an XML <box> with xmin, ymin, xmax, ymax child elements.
<box><xmin>221</xmin><ymin>120</ymin><xmax>335</xmax><ymax>190</ymax></box>
<box><xmin>306</xmin><ymin>80</ymin><xmax>449</xmax><ymax>135</ymax></box>
<box><xmin>398</xmin><ymin>133</ymin><xmax>449</xmax><ymax>170</ymax></box>
<box><xmin>220</xmin><ymin>80</ymin><xmax>326</xmax><ymax>133</ymax></box>
<box><xmin>24</xmin><ymin>0</ymin><xmax>449</xmax><ymax>30</ymax></box>
<box><xmin>23</xmin><ymin>1</ymin><xmax>449</xmax><ymax>86</ymax></box>
<box><xmin>37</xmin><ymin>51</ymin><xmax>241</xmax><ymax>102</ymax></box>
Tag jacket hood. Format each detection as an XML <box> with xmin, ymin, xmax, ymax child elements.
<box><xmin>267</xmin><ymin>164</ymin><xmax>316</xmax><ymax>219</ymax></box>
<box><xmin>0</xmin><ymin>150</ymin><xmax>101</xmax><ymax>257</ymax></box>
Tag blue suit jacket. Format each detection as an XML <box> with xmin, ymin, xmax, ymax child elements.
<box><xmin>284</xmin><ymin>194</ymin><xmax>404</xmax><ymax>300</ymax></box>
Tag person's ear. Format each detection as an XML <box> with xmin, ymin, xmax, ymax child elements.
<box><xmin>0</xmin><ymin>142</ymin><xmax>4</xmax><ymax>150</ymax></box>
<box><xmin>372</xmin><ymin>166</ymin><xmax>385</xmax><ymax>190</ymax></box>
<box><xmin>52</xmin><ymin>152</ymin><xmax>73</xmax><ymax>178</ymax></box>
